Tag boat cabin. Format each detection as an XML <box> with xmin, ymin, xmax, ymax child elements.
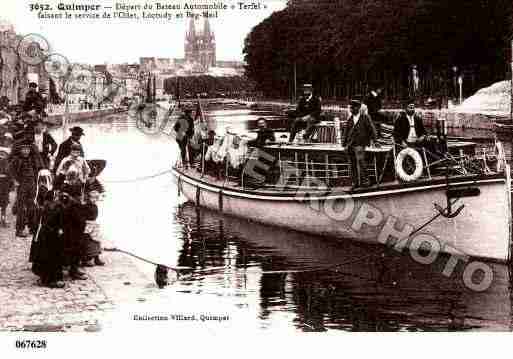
<box><xmin>180</xmin><ymin>120</ymin><xmax>504</xmax><ymax>193</ymax></box>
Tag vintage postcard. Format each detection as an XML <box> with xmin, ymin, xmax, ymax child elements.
<box><xmin>0</xmin><ymin>0</ymin><xmax>512</xmax><ymax>356</ymax></box>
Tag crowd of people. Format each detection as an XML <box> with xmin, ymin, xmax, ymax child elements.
<box><xmin>0</xmin><ymin>85</ymin><xmax>107</xmax><ymax>289</ymax></box>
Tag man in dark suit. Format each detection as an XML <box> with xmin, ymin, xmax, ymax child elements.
<box><xmin>249</xmin><ymin>118</ymin><xmax>276</xmax><ymax>148</ymax></box>
<box><xmin>9</xmin><ymin>138</ymin><xmax>44</xmax><ymax>237</ymax></box>
<box><xmin>288</xmin><ymin>84</ymin><xmax>322</xmax><ymax>143</ymax></box>
<box><xmin>342</xmin><ymin>99</ymin><xmax>378</xmax><ymax>188</ymax></box>
<box><xmin>392</xmin><ymin>99</ymin><xmax>427</xmax><ymax>148</ymax></box>
<box><xmin>23</xmin><ymin>82</ymin><xmax>45</xmax><ymax>114</ymax></box>
<box><xmin>174</xmin><ymin>105</ymin><xmax>195</xmax><ymax>168</ymax></box>
<box><xmin>27</xmin><ymin>118</ymin><xmax>57</xmax><ymax>169</ymax></box>
<box><xmin>54</xmin><ymin>126</ymin><xmax>85</xmax><ymax>172</ymax></box>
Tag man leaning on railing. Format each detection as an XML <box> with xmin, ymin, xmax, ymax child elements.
<box><xmin>392</xmin><ymin>99</ymin><xmax>427</xmax><ymax>149</ymax></box>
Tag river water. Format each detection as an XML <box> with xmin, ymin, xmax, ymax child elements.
<box><xmin>52</xmin><ymin>108</ymin><xmax>513</xmax><ymax>332</ymax></box>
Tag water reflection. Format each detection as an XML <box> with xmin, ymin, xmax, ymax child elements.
<box><xmin>174</xmin><ymin>204</ymin><xmax>513</xmax><ymax>332</ymax></box>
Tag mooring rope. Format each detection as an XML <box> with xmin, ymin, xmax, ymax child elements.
<box><xmin>107</xmin><ymin>198</ymin><xmax>458</xmax><ymax>281</ymax></box>
<box><xmin>102</xmin><ymin>168</ymin><xmax>174</xmax><ymax>184</ymax></box>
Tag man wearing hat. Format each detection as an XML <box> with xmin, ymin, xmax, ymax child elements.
<box><xmin>23</xmin><ymin>82</ymin><xmax>45</xmax><ymax>114</ymax></box>
<box><xmin>174</xmin><ymin>105</ymin><xmax>195</xmax><ymax>168</ymax></box>
<box><xmin>392</xmin><ymin>99</ymin><xmax>427</xmax><ymax>148</ymax></box>
<box><xmin>54</xmin><ymin>126</ymin><xmax>85</xmax><ymax>172</ymax></box>
<box><xmin>288</xmin><ymin>83</ymin><xmax>322</xmax><ymax>143</ymax></box>
<box><xmin>9</xmin><ymin>137</ymin><xmax>44</xmax><ymax>237</ymax></box>
<box><xmin>29</xmin><ymin>118</ymin><xmax>57</xmax><ymax>169</ymax></box>
<box><xmin>342</xmin><ymin>99</ymin><xmax>378</xmax><ymax>188</ymax></box>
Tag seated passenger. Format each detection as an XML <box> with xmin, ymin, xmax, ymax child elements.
<box><xmin>249</xmin><ymin>119</ymin><xmax>275</xmax><ymax>148</ymax></box>
<box><xmin>205</xmin><ymin>136</ymin><xmax>222</xmax><ymax>163</ymax></box>
<box><xmin>216</xmin><ymin>132</ymin><xmax>234</xmax><ymax>164</ymax></box>
<box><xmin>227</xmin><ymin>136</ymin><xmax>250</xmax><ymax>183</ymax></box>
<box><xmin>288</xmin><ymin>84</ymin><xmax>322</xmax><ymax>143</ymax></box>
<box><xmin>204</xmin><ymin>136</ymin><xmax>224</xmax><ymax>179</ymax></box>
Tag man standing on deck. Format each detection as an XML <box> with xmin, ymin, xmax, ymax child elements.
<box><xmin>288</xmin><ymin>84</ymin><xmax>322</xmax><ymax>143</ymax></box>
<box><xmin>174</xmin><ymin>105</ymin><xmax>195</xmax><ymax>168</ymax></box>
<box><xmin>392</xmin><ymin>99</ymin><xmax>427</xmax><ymax>149</ymax></box>
<box><xmin>342</xmin><ymin>99</ymin><xmax>378</xmax><ymax>189</ymax></box>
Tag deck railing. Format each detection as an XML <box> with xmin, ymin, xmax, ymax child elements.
<box><xmin>178</xmin><ymin>139</ymin><xmax>500</xmax><ymax>191</ymax></box>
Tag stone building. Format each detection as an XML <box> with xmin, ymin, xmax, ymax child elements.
<box><xmin>0</xmin><ymin>19</ymin><xmax>48</xmax><ymax>105</ymax></box>
<box><xmin>184</xmin><ymin>18</ymin><xmax>216</xmax><ymax>72</ymax></box>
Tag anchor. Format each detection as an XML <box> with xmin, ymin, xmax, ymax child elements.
<box><xmin>434</xmin><ymin>185</ymin><xmax>481</xmax><ymax>218</ymax></box>
<box><xmin>434</xmin><ymin>201</ymin><xmax>464</xmax><ymax>219</ymax></box>
<box><xmin>433</xmin><ymin>159</ymin><xmax>466</xmax><ymax>219</ymax></box>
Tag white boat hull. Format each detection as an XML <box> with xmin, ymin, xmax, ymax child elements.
<box><xmin>174</xmin><ymin>169</ymin><xmax>512</xmax><ymax>262</ymax></box>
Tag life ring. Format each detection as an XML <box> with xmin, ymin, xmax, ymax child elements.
<box><xmin>395</xmin><ymin>148</ymin><xmax>423</xmax><ymax>182</ymax></box>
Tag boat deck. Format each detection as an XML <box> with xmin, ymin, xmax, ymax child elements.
<box><xmin>177</xmin><ymin>166</ymin><xmax>505</xmax><ymax>197</ymax></box>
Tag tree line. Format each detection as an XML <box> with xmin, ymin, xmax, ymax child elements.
<box><xmin>244</xmin><ymin>0</ymin><xmax>512</xmax><ymax>103</ymax></box>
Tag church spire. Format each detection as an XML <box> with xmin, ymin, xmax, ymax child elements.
<box><xmin>187</xmin><ymin>18</ymin><xmax>196</xmax><ymax>40</ymax></box>
<box><xmin>203</xmin><ymin>18</ymin><xmax>212</xmax><ymax>38</ymax></box>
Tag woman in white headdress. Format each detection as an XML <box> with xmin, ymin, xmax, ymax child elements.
<box><xmin>56</xmin><ymin>142</ymin><xmax>90</xmax><ymax>187</ymax></box>
<box><xmin>227</xmin><ymin>135</ymin><xmax>249</xmax><ymax>170</ymax></box>
<box><xmin>205</xmin><ymin>135</ymin><xmax>223</xmax><ymax>162</ymax></box>
<box><xmin>214</xmin><ymin>131</ymin><xmax>234</xmax><ymax>164</ymax></box>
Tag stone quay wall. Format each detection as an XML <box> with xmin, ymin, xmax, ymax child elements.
<box><xmin>46</xmin><ymin>108</ymin><xmax>125</xmax><ymax>126</ymax></box>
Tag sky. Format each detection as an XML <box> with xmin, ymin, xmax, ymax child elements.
<box><xmin>1</xmin><ymin>0</ymin><xmax>287</xmax><ymax>64</ymax></box>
